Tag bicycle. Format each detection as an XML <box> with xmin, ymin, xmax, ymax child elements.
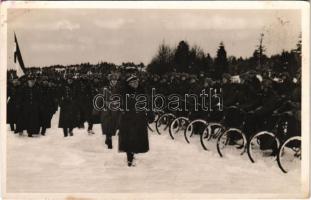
<box><xmin>277</xmin><ymin>135</ymin><xmax>301</xmax><ymax>173</ymax></box>
<box><xmin>247</xmin><ymin>114</ymin><xmax>282</xmax><ymax>163</ymax></box>
<box><xmin>169</xmin><ymin>115</ymin><xmax>190</xmax><ymax>140</ymax></box>
<box><xmin>155</xmin><ymin>112</ymin><xmax>176</xmax><ymax>135</ymax></box>
<box><xmin>216</xmin><ymin>106</ymin><xmax>248</xmax><ymax>158</ymax></box>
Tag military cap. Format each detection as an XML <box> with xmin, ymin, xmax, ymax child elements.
<box><xmin>122</xmin><ymin>65</ymin><xmax>138</xmax><ymax>73</ymax></box>
<box><xmin>222</xmin><ymin>73</ymin><xmax>231</xmax><ymax>80</ymax></box>
<box><xmin>108</xmin><ymin>73</ymin><xmax>118</xmax><ymax>81</ymax></box>
<box><xmin>126</xmin><ymin>74</ymin><xmax>138</xmax><ymax>83</ymax></box>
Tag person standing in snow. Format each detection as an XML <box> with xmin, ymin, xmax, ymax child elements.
<box><xmin>100</xmin><ymin>73</ymin><xmax>120</xmax><ymax>149</ymax></box>
<box><xmin>58</xmin><ymin>78</ymin><xmax>79</xmax><ymax>137</ymax></box>
<box><xmin>118</xmin><ymin>74</ymin><xmax>154</xmax><ymax>167</ymax></box>
<box><xmin>21</xmin><ymin>76</ymin><xmax>42</xmax><ymax>137</ymax></box>
<box><xmin>7</xmin><ymin>77</ymin><xmax>22</xmax><ymax>133</ymax></box>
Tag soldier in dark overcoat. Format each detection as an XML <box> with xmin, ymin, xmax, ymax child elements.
<box><xmin>118</xmin><ymin>74</ymin><xmax>155</xmax><ymax>166</ymax></box>
<box><xmin>243</xmin><ymin>79</ymin><xmax>282</xmax><ymax>137</ymax></box>
<box><xmin>14</xmin><ymin>78</ymin><xmax>28</xmax><ymax>134</ymax></box>
<box><xmin>85</xmin><ymin>77</ymin><xmax>102</xmax><ymax>134</ymax></box>
<box><xmin>39</xmin><ymin>78</ymin><xmax>58</xmax><ymax>135</ymax></box>
<box><xmin>238</xmin><ymin>76</ymin><xmax>262</xmax><ymax>112</ymax></box>
<box><xmin>7</xmin><ymin>78</ymin><xmax>22</xmax><ymax>132</ymax></box>
<box><xmin>21</xmin><ymin>77</ymin><xmax>41</xmax><ymax>137</ymax></box>
<box><xmin>76</xmin><ymin>77</ymin><xmax>89</xmax><ymax>129</ymax></box>
<box><xmin>58</xmin><ymin>78</ymin><xmax>79</xmax><ymax>137</ymax></box>
<box><xmin>100</xmin><ymin>73</ymin><xmax>120</xmax><ymax>149</ymax></box>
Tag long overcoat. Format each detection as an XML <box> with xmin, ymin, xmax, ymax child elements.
<box><xmin>118</xmin><ymin>84</ymin><xmax>154</xmax><ymax>153</ymax></box>
<box><xmin>76</xmin><ymin>79</ymin><xmax>90</xmax><ymax>124</ymax></box>
<box><xmin>7</xmin><ymin>84</ymin><xmax>21</xmax><ymax>124</ymax></box>
<box><xmin>87</xmin><ymin>82</ymin><xmax>102</xmax><ymax>124</ymax></box>
<box><xmin>21</xmin><ymin>85</ymin><xmax>41</xmax><ymax>134</ymax></box>
<box><xmin>100</xmin><ymin>85</ymin><xmax>121</xmax><ymax>136</ymax></box>
<box><xmin>58</xmin><ymin>84</ymin><xmax>79</xmax><ymax>128</ymax></box>
<box><xmin>39</xmin><ymin>85</ymin><xmax>58</xmax><ymax>128</ymax></box>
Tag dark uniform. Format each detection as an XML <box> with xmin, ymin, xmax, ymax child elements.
<box><xmin>7</xmin><ymin>80</ymin><xmax>21</xmax><ymax>132</ymax></box>
<box><xmin>100</xmin><ymin>83</ymin><xmax>120</xmax><ymax>148</ymax></box>
<box><xmin>39</xmin><ymin>81</ymin><xmax>58</xmax><ymax>135</ymax></box>
<box><xmin>243</xmin><ymin>80</ymin><xmax>282</xmax><ymax>137</ymax></box>
<box><xmin>21</xmin><ymin>80</ymin><xmax>41</xmax><ymax>137</ymax></box>
<box><xmin>58</xmin><ymin>80</ymin><xmax>79</xmax><ymax>137</ymax></box>
<box><xmin>86</xmin><ymin>78</ymin><xmax>103</xmax><ymax>133</ymax></box>
<box><xmin>118</xmin><ymin>76</ymin><xmax>154</xmax><ymax>166</ymax></box>
<box><xmin>76</xmin><ymin>78</ymin><xmax>89</xmax><ymax>128</ymax></box>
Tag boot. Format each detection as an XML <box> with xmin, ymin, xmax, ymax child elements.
<box><xmin>69</xmin><ymin>128</ymin><xmax>74</xmax><ymax>136</ymax></box>
<box><xmin>41</xmin><ymin>127</ymin><xmax>46</xmax><ymax>136</ymax></box>
<box><xmin>78</xmin><ymin>123</ymin><xmax>84</xmax><ymax>129</ymax></box>
<box><xmin>106</xmin><ymin>137</ymin><xmax>112</xmax><ymax>149</ymax></box>
<box><xmin>63</xmin><ymin>128</ymin><xmax>68</xmax><ymax>137</ymax></box>
<box><xmin>10</xmin><ymin>124</ymin><xmax>15</xmax><ymax>132</ymax></box>
<box><xmin>127</xmin><ymin>152</ymin><xmax>134</xmax><ymax>167</ymax></box>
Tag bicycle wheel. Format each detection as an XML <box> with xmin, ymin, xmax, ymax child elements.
<box><xmin>200</xmin><ymin>123</ymin><xmax>225</xmax><ymax>151</ymax></box>
<box><xmin>169</xmin><ymin>117</ymin><xmax>189</xmax><ymax>140</ymax></box>
<box><xmin>155</xmin><ymin>113</ymin><xmax>176</xmax><ymax>135</ymax></box>
<box><xmin>216</xmin><ymin>128</ymin><xmax>247</xmax><ymax>157</ymax></box>
<box><xmin>153</xmin><ymin>113</ymin><xmax>160</xmax><ymax>124</ymax></box>
<box><xmin>184</xmin><ymin>119</ymin><xmax>207</xmax><ymax>144</ymax></box>
<box><xmin>277</xmin><ymin>136</ymin><xmax>301</xmax><ymax>173</ymax></box>
<box><xmin>147</xmin><ymin>124</ymin><xmax>154</xmax><ymax>132</ymax></box>
<box><xmin>247</xmin><ymin>131</ymin><xmax>280</xmax><ymax>163</ymax></box>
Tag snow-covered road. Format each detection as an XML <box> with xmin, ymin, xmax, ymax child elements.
<box><xmin>6</xmin><ymin>111</ymin><xmax>301</xmax><ymax>194</ymax></box>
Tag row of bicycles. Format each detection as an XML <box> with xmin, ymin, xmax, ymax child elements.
<box><xmin>151</xmin><ymin>106</ymin><xmax>301</xmax><ymax>173</ymax></box>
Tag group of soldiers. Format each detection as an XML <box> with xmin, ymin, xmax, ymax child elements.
<box><xmin>7</xmin><ymin>66</ymin><xmax>301</xmax><ymax>141</ymax></box>
<box><xmin>7</xmin><ymin>65</ymin><xmax>301</xmax><ymax>166</ymax></box>
<box><xmin>7</xmin><ymin>71</ymin><xmax>106</xmax><ymax>137</ymax></box>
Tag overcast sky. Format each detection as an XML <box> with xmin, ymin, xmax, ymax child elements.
<box><xmin>7</xmin><ymin>9</ymin><xmax>300</xmax><ymax>68</ymax></box>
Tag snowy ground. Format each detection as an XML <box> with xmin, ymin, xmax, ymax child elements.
<box><xmin>7</xmin><ymin>110</ymin><xmax>301</xmax><ymax>193</ymax></box>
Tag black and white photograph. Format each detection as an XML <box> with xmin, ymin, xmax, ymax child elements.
<box><xmin>0</xmin><ymin>1</ymin><xmax>309</xmax><ymax>199</ymax></box>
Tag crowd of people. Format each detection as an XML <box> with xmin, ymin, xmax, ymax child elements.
<box><xmin>7</xmin><ymin>64</ymin><xmax>301</xmax><ymax>166</ymax></box>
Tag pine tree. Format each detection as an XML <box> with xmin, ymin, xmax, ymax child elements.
<box><xmin>173</xmin><ymin>40</ymin><xmax>191</xmax><ymax>73</ymax></box>
<box><xmin>214</xmin><ymin>42</ymin><xmax>228</xmax><ymax>79</ymax></box>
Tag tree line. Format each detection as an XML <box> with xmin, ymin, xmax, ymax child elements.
<box><xmin>8</xmin><ymin>33</ymin><xmax>301</xmax><ymax>81</ymax></box>
<box><xmin>147</xmin><ymin>33</ymin><xmax>302</xmax><ymax>79</ymax></box>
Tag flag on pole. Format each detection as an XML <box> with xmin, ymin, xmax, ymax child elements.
<box><xmin>14</xmin><ymin>33</ymin><xmax>25</xmax><ymax>76</ymax></box>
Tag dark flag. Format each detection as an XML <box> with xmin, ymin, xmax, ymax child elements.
<box><xmin>14</xmin><ymin>33</ymin><xmax>26</xmax><ymax>74</ymax></box>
